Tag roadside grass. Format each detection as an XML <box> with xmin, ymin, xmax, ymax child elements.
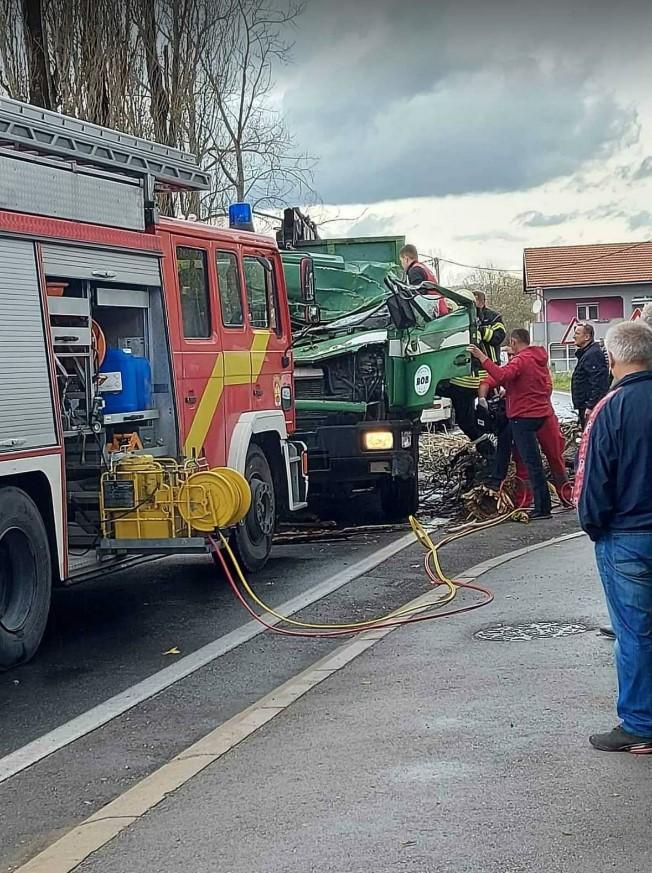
<box><xmin>552</xmin><ymin>372</ymin><xmax>572</xmax><ymax>391</ymax></box>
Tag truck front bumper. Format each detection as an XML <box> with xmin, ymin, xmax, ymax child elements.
<box><xmin>295</xmin><ymin>421</ymin><xmax>418</xmax><ymax>497</ymax></box>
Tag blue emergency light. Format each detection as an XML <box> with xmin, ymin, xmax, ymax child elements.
<box><xmin>229</xmin><ymin>202</ymin><xmax>255</xmax><ymax>232</ymax></box>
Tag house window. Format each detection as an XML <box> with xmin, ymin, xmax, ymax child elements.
<box><xmin>577</xmin><ymin>303</ymin><xmax>599</xmax><ymax>321</ymax></box>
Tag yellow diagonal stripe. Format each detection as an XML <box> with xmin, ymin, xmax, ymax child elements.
<box><xmin>249</xmin><ymin>331</ymin><xmax>273</xmax><ymax>381</ymax></box>
<box><xmin>183</xmin><ymin>332</ymin><xmax>271</xmax><ymax>457</ymax></box>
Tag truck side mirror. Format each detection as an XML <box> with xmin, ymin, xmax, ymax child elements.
<box><xmin>299</xmin><ymin>256</ymin><xmax>315</xmax><ymax>302</ymax></box>
<box><xmin>304</xmin><ymin>303</ymin><xmax>321</xmax><ymax>325</ymax></box>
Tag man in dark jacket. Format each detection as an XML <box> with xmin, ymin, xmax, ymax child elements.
<box><xmin>470</xmin><ymin>328</ymin><xmax>557</xmax><ymax>519</ymax></box>
<box><xmin>571</xmin><ymin>323</ymin><xmax>609</xmax><ymax>428</ymax></box>
<box><xmin>575</xmin><ymin>321</ymin><xmax>652</xmax><ymax>752</ymax></box>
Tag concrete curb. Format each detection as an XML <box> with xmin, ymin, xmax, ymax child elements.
<box><xmin>13</xmin><ymin>529</ymin><xmax>585</xmax><ymax>873</ymax></box>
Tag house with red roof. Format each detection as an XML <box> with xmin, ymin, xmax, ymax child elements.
<box><xmin>523</xmin><ymin>241</ymin><xmax>652</xmax><ymax>371</ymax></box>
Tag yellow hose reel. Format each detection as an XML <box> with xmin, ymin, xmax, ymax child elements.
<box><xmin>101</xmin><ymin>457</ymin><xmax>251</xmax><ymax>540</ymax></box>
<box><xmin>179</xmin><ymin>467</ymin><xmax>251</xmax><ymax>531</ymax></box>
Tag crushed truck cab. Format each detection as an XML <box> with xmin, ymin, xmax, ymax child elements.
<box><xmin>280</xmin><ymin>230</ymin><xmax>474</xmax><ymax>521</ymax></box>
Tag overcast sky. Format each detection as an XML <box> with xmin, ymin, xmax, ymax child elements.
<box><xmin>278</xmin><ymin>0</ymin><xmax>652</xmax><ymax>281</ymax></box>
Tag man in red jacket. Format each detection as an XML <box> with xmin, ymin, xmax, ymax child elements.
<box><xmin>469</xmin><ymin>328</ymin><xmax>563</xmax><ymax>520</ymax></box>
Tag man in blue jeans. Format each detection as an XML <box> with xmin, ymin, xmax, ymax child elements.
<box><xmin>575</xmin><ymin>321</ymin><xmax>652</xmax><ymax>752</ymax></box>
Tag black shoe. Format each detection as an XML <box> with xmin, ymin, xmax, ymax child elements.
<box><xmin>589</xmin><ymin>725</ymin><xmax>652</xmax><ymax>753</ymax></box>
<box><xmin>599</xmin><ymin>626</ymin><xmax>616</xmax><ymax>640</ymax></box>
<box><xmin>528</xmin><ymin>509</ymin><xmax>552</xmax><ymax>521</ymax></box>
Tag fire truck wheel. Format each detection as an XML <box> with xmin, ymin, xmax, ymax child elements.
<box><xmin>0</xmin><ymin>487</ymin><xmax>52</xmax><ymax>670</ymax></box>
<box><xmin>231</xmin><ymin>445</ymin><xmax>276</xmax><ymax>573</ymax></box>
<box><xmin>379</xmin><ymin>475</ymin><xmax>419</xmax><ymax>522</ymax></box>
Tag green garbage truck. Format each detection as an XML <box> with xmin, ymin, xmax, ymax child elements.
<box><xmin>277</xmin><ymin>213</ymin><xmax>475</xmax><ymax>520</ymax></box>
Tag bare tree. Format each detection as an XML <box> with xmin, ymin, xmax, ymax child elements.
<box><xmin>200</xmin><ymin>0</ymin><xmax>316</xmax><ymax>218</ymax></box>
<box><xmin>460</xmin><ymin>269</ymin><xmax>531</xmax><ymax>333</ymax></box>
<box><xmin>0</xmin><ymin>0</ymin><xmax>29</xmax><ymax>99</ymax></box>
<box><xmin>0</xmin><ymin>0</ymin><xmax>318</xmax><ymax>223</ymax></box>
<box><xmin>45</xmin><ymin>0</ymin><xmax>146</xmax><ymax>131</ymax></box>
<box><xmin>20</xmin><ymin>0</ymin><xmax>52</xmax><ymax>107</ymax></box>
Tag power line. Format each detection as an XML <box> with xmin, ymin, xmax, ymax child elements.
<box><xmin>423</xmin><ymin>255</ymin><xmax>522</xmax><ymax>275</ymax></box>
<box><xmin>424</xmin><ymin>240</ymin><xmax>651</xmax><ymax>276</ymax></box>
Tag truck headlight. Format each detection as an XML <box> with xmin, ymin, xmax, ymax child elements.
<box><xmin>401</xmin><ymin>431</ymin><xmax>412</xmax><ymax>448</ymax></box>
<box><xmin>363</xmin><ymin>430</ymin><xmax>394</xmax><ymax>451</ymax></box>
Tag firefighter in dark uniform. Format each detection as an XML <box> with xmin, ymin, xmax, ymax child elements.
<box><xmin>447</xmin><ymin>290</ymin><xmax>505</xmax><ymax>458</ymax></box>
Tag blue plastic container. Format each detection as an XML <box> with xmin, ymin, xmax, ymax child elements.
<box><xmin>100</xmin><ymin>348</ymin><xmax>139</xmax><ymax>414</ymax></box>
<box><xmin>133</xmin><ymin>355</ymin><xmax>153</xmax><ymax>410</ymax></box>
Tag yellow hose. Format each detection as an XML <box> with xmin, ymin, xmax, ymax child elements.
<box><xmin>218</xmin><ymin>529</ymin><xmax>457</xmax><ymax>630</ymax></box>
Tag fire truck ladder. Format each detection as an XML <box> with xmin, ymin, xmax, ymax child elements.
<box><xmin>0</xmin><ymin>95</ymin><xmax>210</xmax><ymax>191</ymax></box>
<box><xmin>0</xmin><ymin>96</ymin><xmax>211</xmax><ymax>229</ymax></box>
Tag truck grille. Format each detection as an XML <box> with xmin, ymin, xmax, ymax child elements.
<box><xmin>295</xmin><ymin>378</ymin><xmax>325</xmax><ymax>400</ymax></box>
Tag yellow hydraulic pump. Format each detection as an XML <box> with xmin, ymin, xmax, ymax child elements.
<box><xmin>100</xmin><ymin>455</ymin><xmax>251</xmax><ymax>541</ymax></box>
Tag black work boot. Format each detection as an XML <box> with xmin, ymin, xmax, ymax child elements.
<box><xmin>528</xmin><ymin>509</ymin><xmax>552</xmax><ymax>521</ymax></box>
<box><xmin>589</xmin><ymin>725</ymin><xmax>652</xmax><ymax>753</ymax></box>
<box><xmin>599</xmin><ymin>626</ymin><xmax>616</xmax><ymax>640</ymax></box>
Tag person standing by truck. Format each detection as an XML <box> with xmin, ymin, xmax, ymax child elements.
<box><xmin>470</xmin><ymin>329</ymin><xmax>557</xmax><ymax>519</ymax></box>
<box><xmin>575</xmin><ymin>321</ymin><xmax>652</xmax><ymax>752</ymax></box>
<box><xmin>399</xmin><ymin>244</ymin><xmax>448</xmax><ymax>315</ymax></box>
<box><xmin>571</xmin><ymin>323</ymin><xmax>609</xmax><ymax>429</ymax></box>
<box><xmin>474</xmin><ymin>291</ymin><xmax>506</xmax><ymax>360</ymax></box>
<box><xmin>445</xmin><ymin>290</ymin><xmax>505</xmax><ymax>460</ymax></box>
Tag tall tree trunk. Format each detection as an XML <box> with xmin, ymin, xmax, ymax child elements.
<box><xmin>20</xmin><ymin>0</ymin><xmax>51</xmax><ymax>107</ymax></box>
<box><xmin>138</xmin><ymin>0</ymin><xmax>175</xmax><ymax>214</ymax></box>
<box><xmin>139</xmin><ymin>0</ymin><xmax>170</xmax><ymax>144</ymax></box>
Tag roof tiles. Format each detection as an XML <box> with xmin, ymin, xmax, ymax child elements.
<box><xmin>523</xmin><ymin>241</ymin><xmax>652</xmax><ymax>290</ymax></box>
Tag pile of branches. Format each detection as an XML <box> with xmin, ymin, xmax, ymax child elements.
<box><xmin>419</xmin><ymin>423</ymin><xmax>580</xmax><ymax>523</ymax></box>
<box><xmin>561</xmin><ymin>420</ymin><xmax>581</xmax><ymax>466</ymax></box>
<box><xmin>419</xmin><ymin>432</ymin><xmax>493</xmax><ymax>519</ymax></box>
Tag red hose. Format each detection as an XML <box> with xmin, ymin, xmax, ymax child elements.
<box><xmin>211</xmin><ymin>534</ymin><xmax>494</xmax><ymax>639</ymax></box>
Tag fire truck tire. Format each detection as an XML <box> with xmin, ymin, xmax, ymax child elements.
<box><xmin>231</xmin><ymin>445</ymin><xmax>275</xmax><ymax>573</ymax></box>
<box><xmin>379</xmin><ymin>475</ymin><xmax>419</xmax><ymax>522</ymax></box>
<box><xmin>0</xmin><ymin>487</ymin><xmax>52</xmax><ymax>670</ymax></box>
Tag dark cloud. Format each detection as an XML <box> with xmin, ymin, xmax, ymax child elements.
<box><xmin>628</xmin><ymin>211</ymin><xmax>652</xmax><ymax>229</ymax></box>
<box><xmin>586</xmin><ymin>204</ymin><xmax>627</xmax><ymax>220</ymax></box>
<box><xmin>515</xmin><ymin>211</ymin><xmax>578</xmax><ymax>228</ymax></box>
<box><xmin>281</xmin><ymin>0</ymin><xmax>646</xmax><ymax>205</ymax></box>
<box><xmin>632</xmin><ymin>157</ymin><xmax>652</xmax><ymax>180</ymax></box>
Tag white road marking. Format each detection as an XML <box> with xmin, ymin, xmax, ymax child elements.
<box><xmin>12</xmin><ymin>530</ymin><xmax>584</xmax><ymax>873</ymax></box>
<box><xmin>0</xmin><ymin>529</ymin><xmax>436</xmax><ymax>786</ymax></box>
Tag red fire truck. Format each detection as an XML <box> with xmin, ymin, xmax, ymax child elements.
<box><xmin>0</xmin><ymin>97</ymin><xmax>308</xmax><ymax>669</ymax></box>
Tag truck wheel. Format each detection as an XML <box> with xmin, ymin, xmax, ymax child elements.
<box><xmin>231</xmin><ymin>445</ymin><xmax>276</xmax><ymax>573</ymax></box>
<box><xmin>380</xmin><ymin>476</ymin><xmax>419</xmax><ymax>522</ymax></box>
<box><xmin>0</xmin><ymin>487</ymin><xmax>52</xmax><ymax>670</ymax></box>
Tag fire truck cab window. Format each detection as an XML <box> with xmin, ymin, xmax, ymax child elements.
<box><xmin>216</xmin><ymin>250</ymin><xmax>244</xmax><ymax>327</ymax></box>
<box><xmin>244</xmin><ymin>256</ymin><xmax>278</xmax><ymax>332</ymax></box>
<box><xmin>177</xmin><ymin>246</ymin><xmax>211</xmax><ymax>338</ymax></box>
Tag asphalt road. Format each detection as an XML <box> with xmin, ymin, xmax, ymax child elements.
<box><xmin>0</xmin><ymin>527</ymin><xmax>404</xmax><ymax>757</ymax></box>
<box><xmin>0</xmin><ymin>510</ymin><xmax>580</xmax><ymax>872</ymax></box>
<box><xmin>551</xmin><ymin>389</ymin><xmax>574</xmax><ymax>421</ymax></box>
<box><xmin>75</xmin><ymin>533</ymin><xmax>629</xmax><ymax>873</ymax></box>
